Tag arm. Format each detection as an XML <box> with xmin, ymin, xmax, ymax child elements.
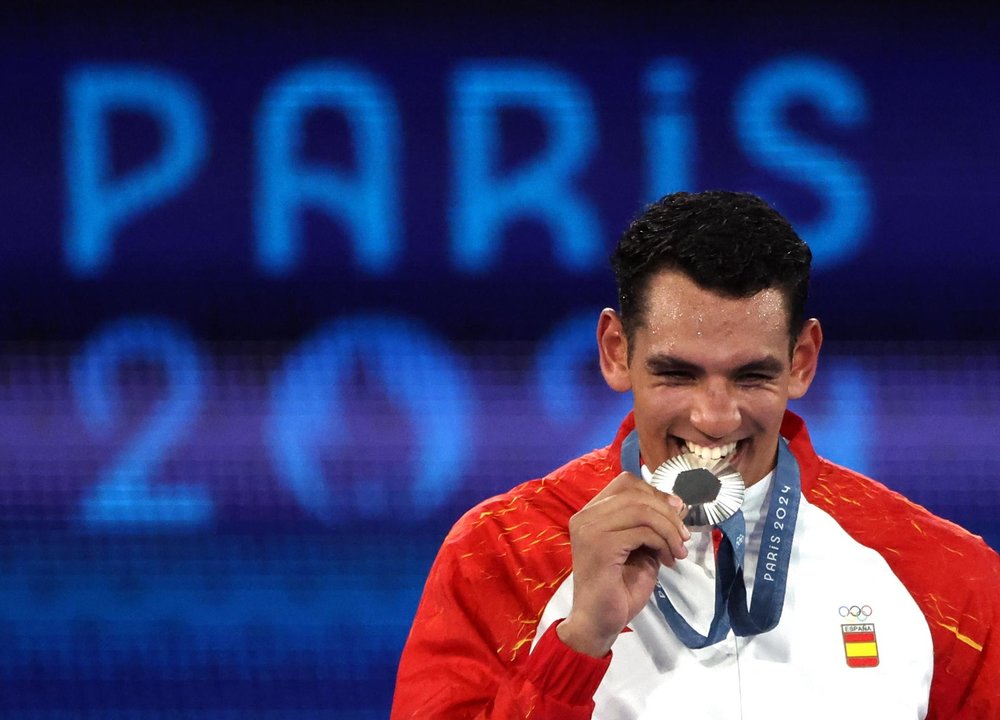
<box><xmin>927</xmin><ymin>544</ymin><xmax>1000</xmax><ymax>719</ymax></box>
<box><xmin>390</xmin><ymin>534</ymin><xmax>610</xmax><ymax>719</ymax></box>
<box><xmin>391</xmin><ymin>472</ymin><xmax>689</xmax><ymax>718</ymax></box>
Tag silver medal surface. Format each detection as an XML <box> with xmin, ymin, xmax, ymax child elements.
<box><xmin>648</xmin><ymin>454</ymin><xmax>745</xmax><ymax>529</ymax></box>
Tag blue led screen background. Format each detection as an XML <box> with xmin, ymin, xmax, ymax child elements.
<box><xmin>1</xmin><ymin>3</ymin><xmax>1000</xmax><ymax>717</ymax></box>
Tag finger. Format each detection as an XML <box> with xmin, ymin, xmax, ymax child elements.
<box><xmin>613</xmin><ymin>527</ymin><xmax>687</xmax><ymax>567</ymax></box>
<box><xmin>589</xmin><ymin>471</ymin><xmax>686</xmax><ymax>514</ymax></box>
<box><xmin>655</xmin><ymin>488</ymin><xmax>686</xmax><ymax>514</ymax></box>
<box><xmin>621</xmin><ymin>509</ymin><xmax>689</xmax><ymax>563</ymax></box>
<box><xmin>569</xmin><ymin>525</ymin><xmax>668</xmax><ymax>571</ymax></box>
<box><xmin>625</xmin><ymin>545</ymin><xmax>662</xmax><ymax>574</ymax></box>
<box><xmin>571</xmin><ymin>503</ymin><xmax>690</xmax><ymax>568</ymax></box>
<box><xmin>578</xmin><ymin>491</ymin><xmax>691</xmax><ymax>543</ymax></box>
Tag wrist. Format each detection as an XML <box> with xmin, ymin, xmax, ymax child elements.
<box><xmin>556</xmin><ymin>615</ymin><xmax>617</xmax><ymax>658</ymax></box>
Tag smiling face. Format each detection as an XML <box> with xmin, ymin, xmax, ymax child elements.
<box><xmin>598</xmin><ymin>269</ymin><xmax>822</xmax><ymax>487</ymax></box>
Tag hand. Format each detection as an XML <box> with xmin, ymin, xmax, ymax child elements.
<box><xmin>557</xmin><ymin>471</ymin><xmax>691</xmax><ymax>657</ymax></box>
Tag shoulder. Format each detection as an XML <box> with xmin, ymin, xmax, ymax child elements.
<box><xmin>784</xmin><ymin>411</ymin><xmax>997</xmax><ymax>581</ymax></box>
<box><xmin>411</xmin><ymin>444</ymin><xmax>619</xmax><ymax>663</ymax></box>
<box><xmin>443</xmin><ymin>443</ymin><xmax>617</xmax><ymax>556</ymax></box>
<box><xmin>804</xmin><ymin>457</ymin><xmax>997</xmax><ymax>577</ymax></box>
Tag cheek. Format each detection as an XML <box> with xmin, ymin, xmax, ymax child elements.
<box><xmin>632</xmin><ymin>386</ymin><xmax>686</xmax><ymax>425</ymax></box>
<box><xmin>743</xmin><ymin>389</ymin><xmax>790</xmax><ymax>427</ymax></box>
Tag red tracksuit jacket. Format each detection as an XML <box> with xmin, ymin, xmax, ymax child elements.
<box><xmin>393</xmin><ymin>412</ymin><xmax>1000</xmax><ymax>718</ymax></box>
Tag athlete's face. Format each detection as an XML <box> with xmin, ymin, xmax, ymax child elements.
<box><xmin>598</xmin><ymin>270</ymin><xmax>822</xmax><ymax>487</ymax></box>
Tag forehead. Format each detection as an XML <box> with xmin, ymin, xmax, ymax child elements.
<box><xmin>636</xmin><ymin>270</ymin><xmax>790</xmax><ymax>353</ymax></box>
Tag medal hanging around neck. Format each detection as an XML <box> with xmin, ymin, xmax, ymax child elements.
<box><xmin>621</xmin><ymin>430</ymin><xmax>801</xmax><ymax>648</ymax></box>
<box><xmin>644</xmin><ymin>450</ymin><xmax>748</xmax><ymax>647</ymax></box>
<box><xmin>647</xmin><ymin>454</ymin><xmax>745</xmax><ymax>529</ymax></box>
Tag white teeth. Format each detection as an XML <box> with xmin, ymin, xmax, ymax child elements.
<box><xmin>685</xmin><ymin>440</ymin><xmax>737</xmax><ymax>461</ymax></box>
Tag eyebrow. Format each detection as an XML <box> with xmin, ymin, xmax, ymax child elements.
<box><xmin>645</xmin><ymin>355</ymin><xmax>701</xmax><ymax>374</ymax></box>
<box><xmin>645</xmin><ymin>354</ymin><xmax>784</xmax><ymax>376</ymax></box>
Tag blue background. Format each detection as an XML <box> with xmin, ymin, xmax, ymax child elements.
<box><xmin>1</xmin><ymin>2</ymin><xmax>999</xmax><ymax>717</ymax></box>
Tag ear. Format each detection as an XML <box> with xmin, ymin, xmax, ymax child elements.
<box><xmin>788</xmin><ymin>318</ymin><xmax>823</xmax><ymax>399</ymax></box>
<box><xmin>597</xmin><ymin>308</ymin><xmax>632</xmax><ymax>393</ymax></box>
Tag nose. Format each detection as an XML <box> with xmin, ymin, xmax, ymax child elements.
<box><xmin>689</xmin><ymin>379</ymin><xmax>741</xmax><ymax>440</ymax></box>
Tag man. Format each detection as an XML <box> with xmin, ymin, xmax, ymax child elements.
<box><xmin>391</xmin><ymin>191</ymin><xmax>999</xmax><ymax>718</ymax></box>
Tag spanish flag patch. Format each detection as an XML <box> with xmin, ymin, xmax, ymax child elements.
<box><xmin>842</xmin><ymin>623</ymin><xmax>879</xmax><ymax>668</ymax></box>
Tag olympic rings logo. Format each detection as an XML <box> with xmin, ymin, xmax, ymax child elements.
<box><xmin>839</xmin><ymin>605</ymin><xmax>873</xmax><ymax>621</ymax></box>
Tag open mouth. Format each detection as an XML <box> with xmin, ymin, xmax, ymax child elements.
<box><xmin>675</xmin><ymin>438</ymin><xmax>749</xmax><ymax>470</ymax></box>
<box><xmin>684</xmin><ymin>440</ymin><xmax>738</xmax><ymax>461</ymax></box>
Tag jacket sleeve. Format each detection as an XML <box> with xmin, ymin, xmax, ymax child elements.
<box><xmin>390</xmin><ymin>529</ymin><xmax>610</xmax><ymax>719</ymax></box>
<box><xmin>927</xmin><ymin>543</ymin><xmax>1000</xmax><ymax>719</ymax></box>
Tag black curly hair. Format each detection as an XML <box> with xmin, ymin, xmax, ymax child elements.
<box><xmin>611</xmin><ymin>191</ymin><xmax>812</xmax><ymax>354</ymax></box>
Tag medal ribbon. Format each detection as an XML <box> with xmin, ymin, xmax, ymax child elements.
<box><xmin>620</xmin><ymin>431</ymin><xmax>801</xmax><ymax>648</ymax></box>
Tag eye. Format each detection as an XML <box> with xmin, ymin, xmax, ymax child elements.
<box><xmin>736</xmin><ymin>373</ymin><xmax>774</xmax><ymax>386</ymax></box>
<box><xmin>656</xmin><ymin>370</ymin><xmax>696</xmax><ymax>385</ymax></box>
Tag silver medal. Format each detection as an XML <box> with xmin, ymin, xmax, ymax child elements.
<box><xmin>648</xmin><ymin>454</ymin><xmax>745</xmax><ymax>529</ymax></box>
